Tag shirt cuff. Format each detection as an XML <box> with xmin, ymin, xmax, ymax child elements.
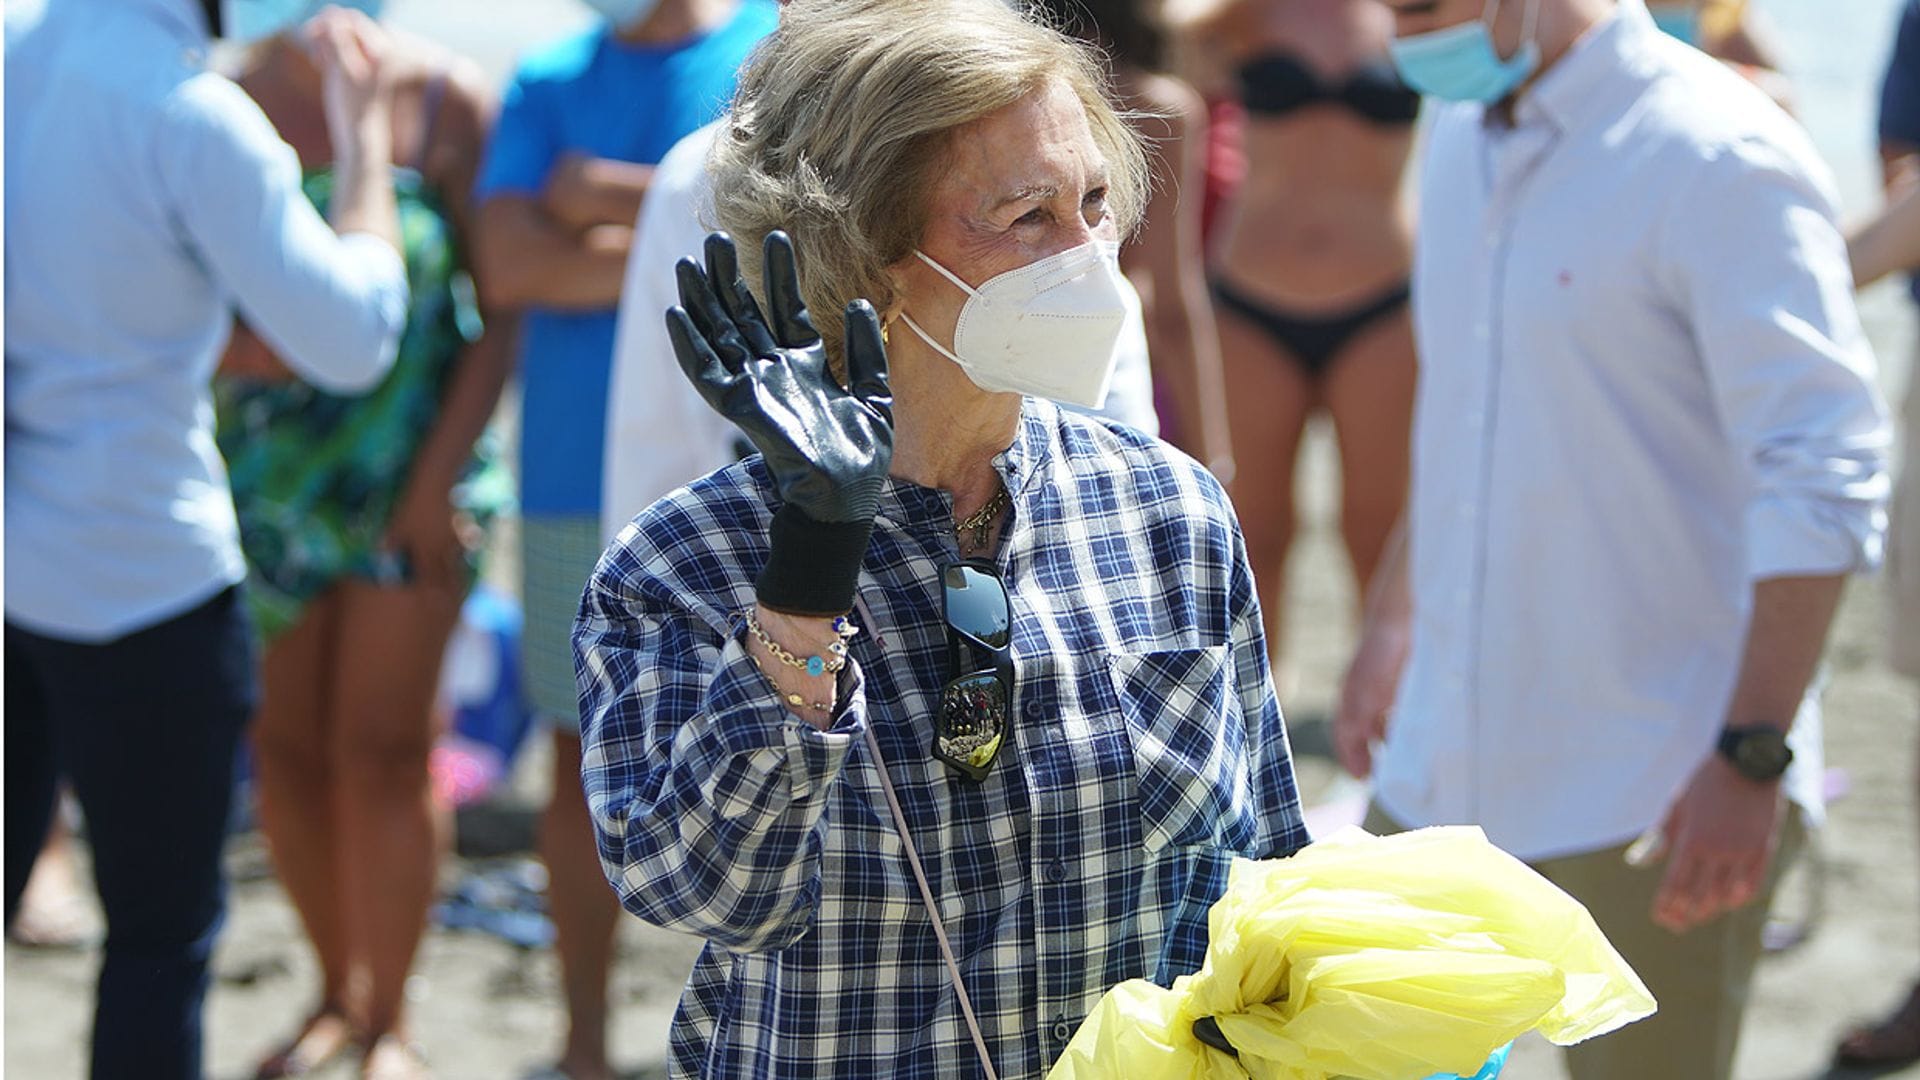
<box><xmin>337</xmin><ymin>230</ymin><xmax>407</xmax><ymax>296</ymax></box>
<box><xmin>698</xmin><ymin>634</ymin><xmax>868</xmax><ymax>801</ymax></box>
<box><xmin>1746</xmin><ymin>495</ymin><xmax>1886</xmax><ymax>579</ymax></box>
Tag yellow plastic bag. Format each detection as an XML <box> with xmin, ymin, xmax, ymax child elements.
<box><xmin>1048</xmin><ymin>826</ymin><xmax>1657</xmax><ymax>1080</ymax></box>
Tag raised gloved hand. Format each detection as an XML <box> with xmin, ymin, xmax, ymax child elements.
<box><xmin>667</xmin><ymin>230</ymin><xmax>894</xmax><ymax>615</ymax></box>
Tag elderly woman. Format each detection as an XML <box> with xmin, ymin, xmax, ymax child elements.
<box><xmin>573</xmin><ymin>1</ymin><xmax>1308</xmax><ymax>1076</ymax></box>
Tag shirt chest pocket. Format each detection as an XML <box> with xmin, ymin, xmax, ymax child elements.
<box><xmin>1103</xmin><ymin>644</ymin><xmax>1254</xmax><ymax>854</ymax></box>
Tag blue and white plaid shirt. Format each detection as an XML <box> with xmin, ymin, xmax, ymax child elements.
<box><xmin>575</xmin><ymin>399</ymin><xmax>1308</xmax><ymax>1079</ymax></box>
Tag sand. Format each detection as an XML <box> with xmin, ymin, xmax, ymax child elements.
<box><xmin>9</xmin><ymin>1</ymin><xmax>1920</xmax><ymax>1074</ymax></box>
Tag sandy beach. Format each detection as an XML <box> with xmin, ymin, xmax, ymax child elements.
<box><xmin>8</xmin><ymin>1</ymin><xmax>1920</xmax><ymax>1077</ymax></box>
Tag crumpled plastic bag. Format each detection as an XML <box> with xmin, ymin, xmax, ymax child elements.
<box><xmin>1048</xmin><ymin>826</ymin><xmax>1657</xmax><ymax>1080</ymax></box>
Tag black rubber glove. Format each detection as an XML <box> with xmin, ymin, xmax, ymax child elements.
<box><xmin>667</xmin><ymin>230</ymin><xmax>895</xmax><ymax>616</ymax></box>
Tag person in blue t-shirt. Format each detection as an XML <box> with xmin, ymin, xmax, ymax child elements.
<box><xmin>471</xmin><ymin>2</ymin><xmax>777</xmax><ymax>1077</ymax></box>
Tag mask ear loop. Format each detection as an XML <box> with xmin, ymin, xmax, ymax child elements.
<box><xmin>897</xmin><ymin>251</ymin><xmax>979</xmax><ymax>367</ymax></box>
<box><xmin>915</xmin><ymin>250</ymin><xmax>979</xmax><ymax>296</ymax></box>
<box><xmin>1479</xmin><ymin>0</ymin><xmax>1539</xmax><ymax>51</ymax></box>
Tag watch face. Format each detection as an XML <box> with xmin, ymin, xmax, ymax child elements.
<box><xmin>1732</xmin><ymin>731</ymin><xmax>1792</xmax><ymax>779</ymax></box>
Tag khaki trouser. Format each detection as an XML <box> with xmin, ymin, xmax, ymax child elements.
<box><xmin>1363</xmin><ymin>803</ymin><xmax>1805</xmax><ymax>1080</ymax></box>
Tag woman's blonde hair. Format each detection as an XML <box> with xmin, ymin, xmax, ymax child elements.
<box><xmin>708</xmin><ymin>0</ymin><xmax>1149</xmax><ymax>367</ymax></box>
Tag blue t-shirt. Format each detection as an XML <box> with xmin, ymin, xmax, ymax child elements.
<box><xmin>1880</xmin><ymin>0</ymin><xmax>1920</xmax><ymax>304</ymax></box>
<box><xmin>476</xmin><ymin>0</ymin><xmax>777</xmax><ymax>515</ymax></box>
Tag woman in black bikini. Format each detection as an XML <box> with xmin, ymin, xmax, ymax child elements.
<box><xmin>1174</xmin><ymin>0</ymin><xmax>1418</xmax><ymax>679</ymax></box>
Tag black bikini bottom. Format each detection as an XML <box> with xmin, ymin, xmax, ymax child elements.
<box><xmin>1210</xmin><ymin>277</ymin><xmax>1411</xmax><ymax>375</ymax></box>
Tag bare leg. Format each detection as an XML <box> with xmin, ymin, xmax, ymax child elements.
<box><xmin>9</xmin><ymin>804</ymin><xmax>102</xmax><ymax>948</ymax></box>
<box><xmin>328</xmin><ymin>578</ymin><xmax>461</xmax><ymax>1071</ymax></box>
<box><xmin>541</xmin><ymin>729</ymin><xmax>622</xmax><ymax>1080</ymax></box>
<box><xmin>1216</xmin><ymin>300</ymin><xmax>1317</xmax><ymax>675</ymax></box>
<box><xmin>251</xmin><ymin>590</ymin><xmax>360</xmax><ymax>1077</ymax></box>
<box><xmin>1320</xmin><ymin>305</ymin><xmax>1416</xmax><ymax>597</ymax></box>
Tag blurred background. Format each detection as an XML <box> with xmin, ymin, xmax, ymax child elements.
<box><xmin>6</xmin><ymin>1</ymin><xmax>1919</xmax><ymax>1078</ymax></box>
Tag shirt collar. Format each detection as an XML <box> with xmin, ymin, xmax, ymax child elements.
<box><xmin>138</xmin><ymin>0</ymin><xmax>213</xmax><ymax>44</ymax></box>
<box><xmin>1511</xmin><ymin>1</ymin><xmax>1659</xmax><ymax>133</ymax></box>
<box><xmin>995</xmin><ymin>396</ymin><xmax>1049</xmax><ymax>498</ymax></box>
<box><xmin>874</xmin><ymin>396</ymin><xmax>1051</xmax><ymax>536</ymax></box>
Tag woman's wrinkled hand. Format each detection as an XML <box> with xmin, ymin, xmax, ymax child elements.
<box><xmin>667</xmin><ymin>231</ymin><xmax>894</xmax><ymax>526</ymax></box>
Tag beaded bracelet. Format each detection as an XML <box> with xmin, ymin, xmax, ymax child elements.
<box><xmin>745</xmin><ymin>609</ymin><xmax>858</xmax><ymax>678</ymax></box>
<box><xmin>746</xmin><ymin>651</ymin><xmax>837</xmax><ymax>716</ymax></box>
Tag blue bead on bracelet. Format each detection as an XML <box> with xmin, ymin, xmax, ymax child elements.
<box><xmin>745</xmin><ymin>609</ymin><xmax>860</xmax><ymax>679</ymax></box>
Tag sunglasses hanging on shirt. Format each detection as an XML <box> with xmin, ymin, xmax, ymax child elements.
<box><xmin>935</xmin><ymin>560</ymin><xmax>1014</xmax><ymax>782</ymax></box>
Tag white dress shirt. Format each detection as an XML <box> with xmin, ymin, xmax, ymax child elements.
<box><xmin>602</xmin><ymin>120</ymin><xmax>747</xmax><ymax>544</ymax></box>
<box><xmin>602</xmin><ymin>122</ymin><xmax>1163</xmax><ymax>544</ymax></box>
<box><xmin>1374</xmin><ymin>3</ymin><xmax>1891</xmax><ymax>862</ymax></box>
<box><xmin>4</xmin><ymin>0</ymin><xmax>408</xmax><ymax>641</ymax></box>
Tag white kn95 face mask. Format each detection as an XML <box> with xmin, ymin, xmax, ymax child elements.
<box><xmin>898</xmin><ymin>240</ymin><xmax>1130</xmax><ymax>409</ymax></box>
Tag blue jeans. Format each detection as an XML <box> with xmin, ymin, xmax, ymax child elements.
<box><xmin>5</xmin><ymin>587</ymin><xmax>256</xmax><ymax>1080</ymax></box>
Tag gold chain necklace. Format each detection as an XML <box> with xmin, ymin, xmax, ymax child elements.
<box><xmin>955</xmin><ymin>486</ymin><xmax>1009</xmax><ymax>555</ymax></box>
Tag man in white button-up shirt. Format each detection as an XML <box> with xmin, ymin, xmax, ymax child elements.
<box><xmin>1335</xmin><ymin>0</ymin><xmax>1890</xmax><ymax>1076</ymax></box>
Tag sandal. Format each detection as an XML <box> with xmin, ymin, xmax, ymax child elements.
<box><xmin>362</xmin><ymin>1032</ymin><xmax>433</xmax><ymax>1080</ymax></box>
<box><xmin>253</xmin><ymin>1010</ymin><xmax>358</xmax><ymax>1079</ymax></box>
<box><xmin>1837</xmin><ymin>979</ymin><xmax>1920</xmax><ymax>1066</ymax></box>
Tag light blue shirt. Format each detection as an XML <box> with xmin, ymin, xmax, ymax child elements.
<box><xmin>4</xmin><ymin>0</ymin><xmax>408</xmax><ymax>641</ymax></box>
<box><xmin>1378</xmin><ymin>5</ymin><xmax>1889</xmax><ymax>861</ymax></box>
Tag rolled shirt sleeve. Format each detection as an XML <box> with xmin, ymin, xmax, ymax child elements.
<box><xmin>156</xmin><ymin>76</ymin><xmax>406</xmax><ymax>394</ymax></box>
<box><xmin>574</xmin><ymin>544</ymin><xmax>863</xmax><ymax>955</ymax></box>
<box><xmin>1665</xmin><ymin>136</ymin><xmax>1893</xmax><ymax>580</ymax></box>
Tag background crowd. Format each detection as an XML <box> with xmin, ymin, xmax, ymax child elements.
<box><xmin>8</xmin><ymin>0</ymin><xmax>1920</xmax><ymax>1077</ymax></box>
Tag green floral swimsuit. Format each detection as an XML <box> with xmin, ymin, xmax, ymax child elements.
<box><xmin>217</xmin><ymin>168</ymin><xmax>513</xmax><ymax>642</ymax></box>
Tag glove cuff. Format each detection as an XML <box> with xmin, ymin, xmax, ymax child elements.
<box><xmin>756</xmin><ymin>503</ymin><xmax>875</xmax><ymax>616</ymax></box>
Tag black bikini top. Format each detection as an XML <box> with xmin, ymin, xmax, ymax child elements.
<box><xmin>1236</xmin><ymin>52</ymin><xmax>1421</xmax><ymax>125</ymax></box>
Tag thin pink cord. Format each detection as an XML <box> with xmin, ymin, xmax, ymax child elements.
<box><xmin>861</xmin><ymin>724</ymin><xmax>1000</xmax><ymax>1080</ymax></box>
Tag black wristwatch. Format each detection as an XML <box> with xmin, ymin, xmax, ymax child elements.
<box><xmin>1716</xmin><ymin>726</ymin><xmax>1794</xmax><ymax>782</ymax></box>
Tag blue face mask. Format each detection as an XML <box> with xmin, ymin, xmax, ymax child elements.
<box><xmin>1388</xmin><ymin>0</ymin><xmax>1541</xmax><ymax>104</ymax></box>
<box><xmin>581</xmin><ymin>0</ymin><xmax>663</xmax><ymax>30</ymax></box>
<box><xmin>219</xmin><ymin>0</ymin><xmax>386</xmax><ymax>44</ymax></box>
<box><xmin>1650</xmin><ymin>5</ymin><xmax>1701</xmax><ymax>45</ymax></box>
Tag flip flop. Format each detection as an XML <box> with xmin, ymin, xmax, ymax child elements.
<box><xmin>361</xmin><ymin>1033</ymin><xmax>433</xmax><ymax>1080</ymax></box>
<box><xmin>253</xmin><ymin>1011</ymin><xmax>359</xmax><ymax>1079</ymax></box>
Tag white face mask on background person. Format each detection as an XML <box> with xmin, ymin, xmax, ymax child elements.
<box><xmin>898</xmin><ymin>240</ymin><xmax>1130</xmax><ymax>409</ymax></box>
<box><xmin>218</xmin><ymin>0</ymin><xmax>385</xmax><ymax>43</ymax></box>
<box><xmin>580</xmin><ymin>0</ymin><xmax>664</xmax><ymax>30</ymax></box>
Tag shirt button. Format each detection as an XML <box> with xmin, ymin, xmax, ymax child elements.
<box><xmin>1465</xmin><ymin>411</ymin><xmax>1484</xmax><ymax>430</ymax></box>
<box><xmin>1457</xmin><ymin>502</ymin><xmax>1475</xmax><ymax>519</ymax></box>
<box><xmin>1483</xmin><ymin>230</ymin><xmax>1499</xmax><ymax>249</ymax></box>
<box><xmin>1044</xmin><ymin>858</ymin><xmax>1069</xmax><ymax>883</ymax></box>
<box><xmin>1023</xmin><ymin>698</ymin><xmax>1047</xmax><ymax>721</ymax></box>
<box><xmin>1051</xmin><ymin>1018</ymin><xmax>1074</xmax><ymax>1042</ymax></box>
<box><xmin>1474</xmin><ymin>321</ymin><xmax>1490</xmax><ymax>340</ymax></box>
